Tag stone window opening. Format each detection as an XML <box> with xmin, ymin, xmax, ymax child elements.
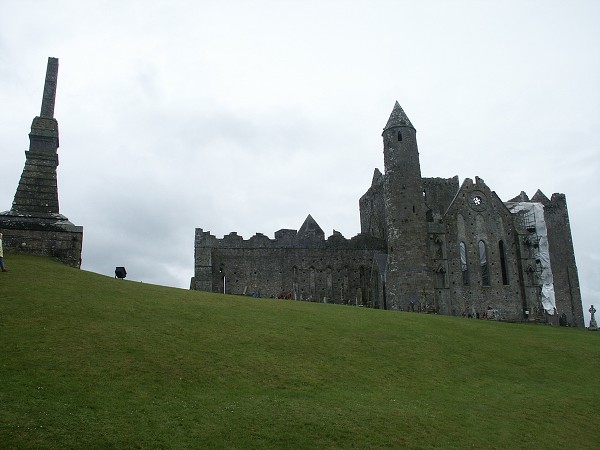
<box><xmin>435</xmin><ymin>265</ymin><xmax>446</xmax><ymax>288</ymax></box>
<box><xmin>479</xmin><ymin>240</ymin><xmax>491</xmax><ymax>286</ymax></box>
<box><xmin>434</xmin><ymin>236</ymin><xmax>444</xmax><ymax>258</ymax></box>
<box><xmin>326</xmin><ymin>267</ymin><xmax>333</xmax><ymax>300</ymax></box>
<box><xmin>398</xmin><ymin>131</ymin><xmax>402</xmax><ymax>141</ymax></box>
<box><xmin>460</xmin><ymin>241</ymin><xmax>469</xmax><ymax>285</ymax></box>
<box><xmin>292</xmin><ymin>266</ymin><xmax>299</xmax><ymax>300</ymax></box>
<box><xmin>219</xmin><ymin>265</ymin><xmax>226</xmax><ymax>294</ymax></box>
<box><xmin>499</xmin><ymin>240</ymin><xmax>509</xmax><ymax>285</ymax></box>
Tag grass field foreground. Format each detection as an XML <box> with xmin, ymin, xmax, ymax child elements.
<box><xmin>1</xmin><ymin>254</ymin><xmax>599</xmax><ymax>448</ymax></box>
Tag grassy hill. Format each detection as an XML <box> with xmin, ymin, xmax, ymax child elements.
<box><xmin>1</xmin><ymin>254</ymin><xmax>598</xmax><ymax>449</ymax></box>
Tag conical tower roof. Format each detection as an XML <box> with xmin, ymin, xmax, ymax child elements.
<box><xmin>383</xmin><ymin>101</ymin><xmax>414</xmax><ymax>131</ymax></box>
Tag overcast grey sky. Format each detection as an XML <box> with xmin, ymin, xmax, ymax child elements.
<box><xmin>1</xmin><ymin>0</ymin><xmax>598</xmax><ymax>325</ymax></box>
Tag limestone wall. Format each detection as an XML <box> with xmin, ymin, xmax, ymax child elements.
<box><xmin>0</xmin><ymin>222</ymin><xmax>83</xmax><ymax>268</ymax></box>
<box><xmin>533</xmin><ymin>192</ymin><xmax>584</xmax><ymax>326</ymax></box>
<box><xmin>441</xmin><ymin>178</ymin><xmax>525</xmax><ymax>320</ymax></box>
<box><xmin>423</xmin><ymin>176</ymin><xmax>460</xmax><ymax>216</ymax></box>
<box><xmin>359</xmin><ymin>169</ymin><xmax>386</xmax><ymax>239</ymax></box>
<box><xmin>193</xmin><ymin>228</ymin><xmax>385</xmax><ymax>304</ymax></box>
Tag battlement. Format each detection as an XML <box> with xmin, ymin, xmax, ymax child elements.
<box><xmin>193</xmin><ymin>214</ymin><xmax>386</xmax><ymax>302</ymax></box>
<box><xmin>195</xmin><ymin>226</ymin><xmax>386</xmax><ymax>251</ymax></box>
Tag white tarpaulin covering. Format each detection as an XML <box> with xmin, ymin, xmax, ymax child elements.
<box><xmin>509</xmin><ymin>202</ymin><xmax>556</xmax><ymax>314</ymax></box>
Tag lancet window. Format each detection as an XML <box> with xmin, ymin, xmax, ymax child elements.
<box><xmin>459</xmin><ymin>241</ymin><xmax>469</xmax><ymax>285</ymax></box>
<box><xmin>479</xmin><ymin>240</ymin><xmax>490</xmax><ymax>286</ymax></box>
<box><xmin>499</xmin><ymin>240</ymin><xmax>509</xmax><ymax>285</ymax></box>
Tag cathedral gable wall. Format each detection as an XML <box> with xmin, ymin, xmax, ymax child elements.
<box><xmin>441</xmin><ymin>177</ymin><xmax>525</xmax><ymax>319</ymax></box>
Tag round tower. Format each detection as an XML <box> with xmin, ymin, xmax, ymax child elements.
<box><xmin>382</xmin><ymin>101</ymin><xmax>433</xmax><ymax>310</ymax></box>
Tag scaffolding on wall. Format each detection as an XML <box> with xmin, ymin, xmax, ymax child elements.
<box><xmin>510</xmin><ymin>202</ymin><xmax>556</xmax><ymax>317</ymax></box>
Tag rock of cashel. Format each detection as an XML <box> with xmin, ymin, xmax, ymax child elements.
<box><xmin>192</xmin><ymin>101</ymin><xmax>584</xmax><ymax>327</ymax></box>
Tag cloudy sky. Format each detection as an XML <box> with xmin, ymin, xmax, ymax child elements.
<box><xmin>1</xmin><ymin>0</ymin><xmax>598</xmax><ymax>325</ymax></box>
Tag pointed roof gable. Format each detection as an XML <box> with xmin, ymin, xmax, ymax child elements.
<box><xmin>444</xmin><ymin>176</ymin><xmax>512</xmax><ymax>218</ymax></box>
<box><xmin>531</xmin><ymin>189</ymin><xmax>551</xmax><ymax>205</ymax></box>
<box><xmin>298</xmin><ymin>214</ymin><xmax>325</xmax><ymax>240</ymax></box>
<box><xmin>383</xmin><ymin>101</ymin><xmax>415</xmax><ymax>131</ymax></box>
<box><xmin>507</xmin><ymin>191</ymin><xmax>530</xmax><ymax>203</ymax></box>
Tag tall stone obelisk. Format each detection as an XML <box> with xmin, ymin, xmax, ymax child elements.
<box><xmin>12</xmin><ymin>57</ymin><xmax>61</xmax><ymax>215</ymax></box>
<box><xmin>0</xmin><ymin>57</ymin><xmax>83</xmax><ymax>267</ymax></box>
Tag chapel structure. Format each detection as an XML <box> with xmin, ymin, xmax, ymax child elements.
<box><xmin>0</xmin><ymin>58</ymin><xmax>83</xmax><ymax>267</ymax></box>
<box><xmin>192</xmin><ymin>102</ymin><xmax>583</xmax><ymax>326</ymax></box>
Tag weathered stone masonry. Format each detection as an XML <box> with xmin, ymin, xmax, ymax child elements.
<box><xmin>0</xmin><ymin>58</ymin><xmax>83</xmax><ymax>268</ymax></box>
<box><xmin>192</xmin><ymin>101</ymin><xmax>584</xmax><ymax>327</ymax></box>
<box><xmin>193</xmin><ymin>215</ymin><xmax>386</xmax><ymax>304</ymax></box>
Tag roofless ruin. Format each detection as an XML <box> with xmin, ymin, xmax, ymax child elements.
<box><xmin>192</xmin><ymin>102</ymin><xmax>583</xmax><ymax>326</ymax></box>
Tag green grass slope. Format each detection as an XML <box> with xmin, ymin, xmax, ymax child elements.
<box><xmin>1</xmin><ymin>254</ymin><xmax>599</xmax><ymax>449</ymax></box>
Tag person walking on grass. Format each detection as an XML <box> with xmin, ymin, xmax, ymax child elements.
<box><xmin>0</xmin><ymin>232</ymin><xmax>7</xmax><ymax>272</ymax></box>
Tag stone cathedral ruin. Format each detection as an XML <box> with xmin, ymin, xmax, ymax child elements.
<box><xmin>0</xmin><ymin>58</ymin><xmax>83</xmax><ymax>267</ymax></box>
<box><xmin>192</xmin><ymin>102</ymin><xmax>584</xmax><ymax>327</ymax></box>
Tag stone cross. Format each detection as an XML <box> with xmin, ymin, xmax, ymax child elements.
<box><xmin>589</xmin><ymin>305</ymin><xmax>598</xmax><ymax>331</ymax></box>
<box><xmin>40</xmin><ymin>57</ymin><xmax>59</xmax><ymax>118</ymax></box>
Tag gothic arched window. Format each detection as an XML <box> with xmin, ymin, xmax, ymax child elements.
<box><xmin>460</xmin><ymin>241</ymin><xmax>469</xmax><ymax>285</ymax></box>
<box><xmin>499</xmin><ymin>240</ymin><xmax>509</xmax><ymax>285</ymax></box>
<box><xmin>479</xmin><ymin>240</ymin><xmax>490</xmax><ymax>286</ymax></box>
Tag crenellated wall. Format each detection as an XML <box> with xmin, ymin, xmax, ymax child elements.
<box><xmin>193</xmin><ymin>226</ymin><xmax>386</xmax><ymax>304</ymax></box>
